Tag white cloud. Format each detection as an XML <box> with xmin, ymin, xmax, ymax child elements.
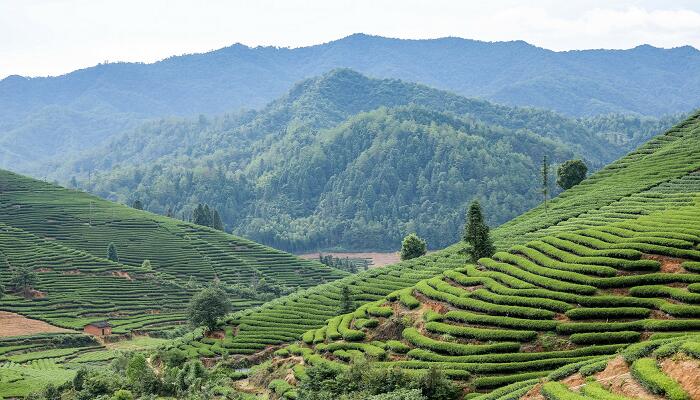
<box><xmin>1</xmin><ymin>1</ymin><xmax>700</xmax><ymax>78</ymax></box>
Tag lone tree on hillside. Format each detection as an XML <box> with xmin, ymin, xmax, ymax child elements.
<box><xmin>541</xmin><ymin>155</ymin><xmax>550</xmax><ymax>212</ymax></box>
<box><xmin>463</xmin><ymin>200</ymin><xmax>495</xmax><ymax>262</ymax></box>
<box><xmin>9</xmin><ymin>266</ymin><xmax>38</xmax><ymax>298</ymax></box>
<box><xmin>187</xmin><ymin>286</ymin><xmax>231</xmax><ymax>331</ymax></box>
<box><xmin>557</xmin><ymin>159</ymin><xmax>588</xmax><ymax>190</ymax></box>
<box><xmin>400</xmin><ymin>233</ymin><xmax>427</xmax><ymax>261</ymax></box>
<box><xmin>107</xmin><ymin>242</ymin><xmax>119</xmax><ymax>262</ymax></box>
<box><xmin>339</xmin><ymin>285</ymin><xmax>353</xmax><ymax>314</ymax></box>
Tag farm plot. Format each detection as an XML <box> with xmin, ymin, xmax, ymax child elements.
<box><xmin>275</xmin><ymin>200</ymin><xmax>700</xmax><ymax>395</ymax></box>
<box><xmin>192</xmin><ymin>111</ymin><xmax>700</xmax><ymax>358</ymax></box>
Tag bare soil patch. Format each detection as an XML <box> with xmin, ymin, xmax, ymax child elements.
<box><xmin>643</xmin><ymin>254</ymin><xmax>685</xmax><ymax>274</ymax></box>
<box><xmin>660</xmin><ymin>357</ymin><xmax>700</xmax><ymax>399</ymax></box>
<box><xmin>0</xmin><ymin>311</ymin><xmax>73</xmax><ymax>337</ymax></box>
<box><xmin>298</xmin><ymin>252</ymin><xmax>403</xmax><ymax>268</ymax></box>
<box><xmin>595</xmin><ymin>356</ymin><xmax>662</xmax><ymax>399</ymax></box>
<box><xmin>520</xmin><ymin>383</ymin><xmax>545</xmax><ymax>400</ymax></box>
<box><xmin>111</xmin><ymin>270</ymin><xmax>133</xmax><ymax>280</ymax></box>
<box><xmin>562</xmin><ymin>373</ymin><xmax>585</xmax><ymax>389</ymax></box>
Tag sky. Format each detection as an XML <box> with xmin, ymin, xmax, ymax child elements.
<box><xmin>2</xmin><ymin>0</ymin><xmax>700</xmax><ymax>79</ymax></box>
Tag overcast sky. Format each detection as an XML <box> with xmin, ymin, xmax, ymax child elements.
<box><xmin>2</xmin><ymin>0</ymin><xmax>700</xmax><ymax>79</ymax></box>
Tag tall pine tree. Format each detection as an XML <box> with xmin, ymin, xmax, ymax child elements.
<box><xmin>463</xmin><ymin>200</ymin><xmax>495</xmax><ymax>262</ymax></box>
<box><xmin>107</xmin><ymin>242</ymin><xmax>119</xmax><ymax>262</ymax></box>
<box><xmin>339</xmin><ymin>285</ymin><xmax>353</xmax><ymax>314</ymax></box>
<box><xmin>542</xmin><ymin>155</ymin><xmax>550</xmax><ymax>212</ymax></box>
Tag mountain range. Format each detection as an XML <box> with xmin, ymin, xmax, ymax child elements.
<box><xmin>2</xmin><ymin>34</ymin><xmax>699</xmax><ymax>173</ymax></box>
<box><xmin>57</xmin><ymin>69</ymin><xmax>680</xmax><ymax>252</ymax></box>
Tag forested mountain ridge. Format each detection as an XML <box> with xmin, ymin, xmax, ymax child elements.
<box><xmin>62</xmin><ymin>70</ymin><xmax>681</xmax><ymax>252</ymax></box>
<box><xmin>2</xmin><ymin>34</ymin><xmax>698</xmax><ymax>173</ymax></box>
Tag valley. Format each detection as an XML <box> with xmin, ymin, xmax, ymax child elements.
<box><xmin>2</xmin><ymin>9</ymin><xmax>700</xmax><ymax>399</ymax></box>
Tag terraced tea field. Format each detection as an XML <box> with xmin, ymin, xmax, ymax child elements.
<box><xmin>271</xmin><ymin>198</ymin><xmax>700</xmax><ymax>397</ymax></box>
<box><xmin>502</xmin><ymin>333</ymin><xmax>700</xmax><ymax>400</ymax></box>
<box><xmin>192</xmin><ymin>111</ymin><xmax>700</xmax><ymax>360</ymax></box>
<box><xmin>0</xmin><ymin>169</ymin><xmax>347</xmax><ymax>331</ymax></box>
<box><xmin>0</xmin><ymin>333</ymin><xmax>165</xmax><ymax>398</ymax></box>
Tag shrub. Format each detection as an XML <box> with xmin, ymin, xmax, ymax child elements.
<box><xmin>569</xmin><ymin>331</ymin><xmax>641</xmax><ymax>345</ymax></box>
<box><xmin>564</xmin><ymin>307</ymin><xmax>650</xmax><ymax>320</ymax></box>
<box><xmin>631</xmin><ymin>358</ymin><xmax>689</xmax><ymax>400</ymax></box>
<box><xmin>541</xmin><ymin>382</ymin><xmax>589</xmax><ymax>400</ymax></box>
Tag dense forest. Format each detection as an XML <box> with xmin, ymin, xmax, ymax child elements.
<box><xmin>59</xmin><ymin>70</ymin><xmax>680</xmax><ymax>252</ymax></box>
<box><xmin>2</xmin><ymin>34</ymin><xmax>699</xmax><ymax>174</ymax></box>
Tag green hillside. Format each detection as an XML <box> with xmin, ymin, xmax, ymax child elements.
<box><xmin>180</xmin><ymin>110</ymin><xmax>700</xmax><ymax>372</ymax></box>
<box><xmin>513</xmin><ymin>333</ymin><xmax>700</xmax><ymax>400</ymax></box>
<box><xmin>61</xmin><ymin>70</ymin><xmax>679</xmax><ymax>252</ymax></box>
<box><xmin>0</xmin><ymin>169</ymin><xmax>346</xmax><ymax>331</ymax></box>
<box><xmin>275</xmin><ymin>200</ymin><xmax>700</xmax><ymax>397</ymax></box>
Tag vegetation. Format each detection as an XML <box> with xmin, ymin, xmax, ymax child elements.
<box><xmin>58</xmin><ymin>70</ymin><xmax>681</xmax><ymax>252</ymax></box>
<box><xmin>187</xmin><ymin>286</ymin><xmax>232</xmax><ymax>331</ymax></box>
<box><xmin>0</xmin><ymin>168</ymin><xmax>345</xmax><ymax>332</ymax></box>
<box><xmin>401</xmin><ymin>234</ymin><xmax>427</xmax><ymax>261</ymax></box>
<box><xmin>9</xmin><ymin>266</ymin><xmax>38</xmax><ymax>298</ymax></box>
<box><xmin>463</xmin><ymin>201</ymin><xmax>495</xmax><ymax>262</ymax></box>
<box><xmin>556</xmin><ymin>160</ymin><xmax>587</xmax><ymax>190</ymax></box>
<box><xmin>177</xmin><ymin>110</ymin><xmax>700</xmax><ymax>368</ymax></box>
<box><xmin>1</xmin><ymin>35</ymin><xmax>692</xmax><ymax>179</ymax></box>
<box><xmin>107</xmin><ymin>242</ymin><xmax>119</xmax><ymax>262</ymax></box>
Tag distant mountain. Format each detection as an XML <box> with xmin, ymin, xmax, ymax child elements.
<box><xmin>58</xmin><ymin>70</ymin><xmax>680</xmax><ymax>252</ymax></box>
<box><xmin>1</xmin><ymin>34</ymin><xmax>698</xmax><ymax>172</ymax></box>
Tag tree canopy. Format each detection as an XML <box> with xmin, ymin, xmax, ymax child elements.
<box><xmin>401</xmin><ymin>233</ymin><xmax>427</xmax><ymax>261</ymax></box>
<box><xmin>187</xmin><ymin>286</ymin><xmax>231</xmax><ymax>331</ymax></box>
<box><xmin>557</xmin><ymin>159</ymin><xmax>588</xmax><ymax>190</ymax></box>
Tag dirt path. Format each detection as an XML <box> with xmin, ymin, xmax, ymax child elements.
<box><xmin>0</xmin><ymin>311</ymin><xmax>73</xmax><ymax>337</ymax></box>
<box><xmin>298</xmin><ymin>252</ymin><xmax>401</xmax><ymax>268</ymax></box>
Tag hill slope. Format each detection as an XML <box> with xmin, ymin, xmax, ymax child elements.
<box><xmin>179</xmin><ymin>110</ymin><xmax>700</xmax><ymax>370</ymax></box>
<box><xmin>62</xmin><ymin>70</ymin><xmax>679</xmax><ymax>252</ymax></box>
<box><xmin>513</xmin><ymin>334</ymin><xmax>700</xmax><ymax>400</ymax></box>
<box><xmin>0</xmin><ymin>169</ymin><xmax>346</xmax><ymax>331</ymax></box>
<box><xmin>2</xmin><ymin>35</ymin><xmax>699</xmax><ymax>172</ymax></box>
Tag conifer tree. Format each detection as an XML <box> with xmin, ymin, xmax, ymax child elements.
<box><xmin>107</xmin><ymin>242</ymin><xmax>119</xmax><ymax>262</ymax></box>
<box><xmin>131</xmin><ymin>200</ymin><xmax>143</xmax><ymax>210</ymax></box>
<box><xmin>463</xmin><ymin>200</ymin><xmax>495</xmax><ymax>262</ymax></box>
<box><xmin>212</xmin><ymin>210</ymin><xmax>224</xmax><ymax>231</ymax></box>
<box><xmin>542</xmin><ymin>155</ymin><xmax>550</xmax><ymax>212</ymax></box>
<box><xmin>339</xmin><ymin>285</ymin><xmax>353</xmax><ymax>314</ymax></box>
<box><xmin>463</xmin><ymin>201</ymin><xmax>486</xmax><ymax>244</ymax></box>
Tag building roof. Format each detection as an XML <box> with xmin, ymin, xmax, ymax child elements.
<box><xmin>86</xmin><ymin>321</ymin><xmax>111</xmax><ymax>328</ymax></box>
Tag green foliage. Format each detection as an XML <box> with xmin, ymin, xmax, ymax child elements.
<box><xmin>9</xmin><ymin>266</ymin><xmax>38</xmax><ymax>298</ymax></box>
<box><xmin>61</xmin><ymin>70</ymin><xmax>683</xmax><ymax>253</ymax></box>
<box><xmin>187</xmin><ymin>286</ymin><xmax>231</xmax><ymax>331</ymax></box>
<box><xmin>631</xmin><ymin>358</ymin><xmax>689</xmax><ymax>400</ymax></box>
<box><xmin>111</xmin><ymin>389</ymin><xmax>134</xmax><ymax>400</ymax></box>
<box><xmin>107</xmin><ymin>242</ymin><xmax>119</xmax><ymax>262</ymax></box>
<box><xmin>401</xmin><ymin>234</ymin><xmax>427</xmax><ymax>261</ymax></box>
<box><xmin>464</xmin><ymin>201</ymin><xmax>495</xmax><ymax>262</ymax></box>
<box><xmin>556</xmin><ymin>159</ymin><xmax>588</xmax><ymax>190</ymax></box>
<box><xmin>126</xmin><ymin>353</ymin><xmax>158</xmax><ymax>394</ymax></box>
<box><xmin>339</xmin><ymin>286</ymin><xmax>354</xmax><ymax>314</ymax></box>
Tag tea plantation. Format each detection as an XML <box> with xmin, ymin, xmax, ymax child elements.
<box><xmin>501</xmin><ymin>333</ymin><xmax>700</xmax><ymax>400</ymax></box>
<box><xmin>270</xmin><ymin>191</ymin><xmax>700</xmax><ymax>397</ymax></box>
<box><xmin>0</xmin><ymin>169</ymin><xmax>347</xmax><ymax>330</ymax></box>
<box><xmin>187</xmin><ymin>110</ymin><xmax>700</xmax><ymax>362</ymax></box>
<box><xmin>0</xmin><ymin>333</ymin><xmax>166</xmax><ymax>398</ymax></box>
